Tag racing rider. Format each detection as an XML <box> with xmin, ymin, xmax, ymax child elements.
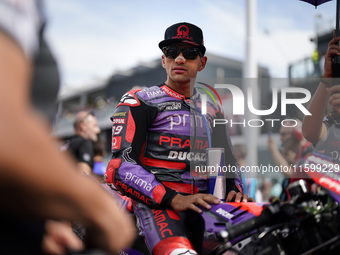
<box><xmin>105</xmin><ymin>22</ymin><xmax>253</xmax><ymax>255</ymax></box>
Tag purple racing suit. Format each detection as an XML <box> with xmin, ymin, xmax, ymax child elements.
<box><xmin>105</xmin><ymin>84</ymin><xmax>243</xmax><ymax>254</ymax></box>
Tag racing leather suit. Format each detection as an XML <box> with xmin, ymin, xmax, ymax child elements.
<box><xmin>105</xmin><ymin>84</ymin><xmax>242</xmax><ymax>254</ymax></box>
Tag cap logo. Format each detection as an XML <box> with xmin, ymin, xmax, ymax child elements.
<box><xmin>172</xmin><ymin>25</ymin><xmax>193</xmax><ymax>41</ymax></box>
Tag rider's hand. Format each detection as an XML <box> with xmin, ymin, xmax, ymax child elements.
<box><xmin>84</xmin><ymin>208</ymin><xmax>136</xmax><ymax>253</ymax></box>
<box><xmin>267</xmin><ymin>135</ymin><xmax>277</xmax><ymax>153</ymax></box>
<box><xmin>42</xmin><ymin>220</ymin><xmax>84</xmax><ymax>255</ymax></box>
<box><xmin>328</xmin><ymin>85</ymin><xmax>340</xmax><ymax>112</ymax></box>
<box><xmin>170</xmin><ymin>193</ymin><xmax>221</xmax><ymax>213</ymax></box>
<box><xmin>323</xmin><ymin>34</ymin><xmax>340</xmax><ymax>79</ymax></box>
<box><xmin>226</xmin><ymin>190</ymin><xmax>254</xmax><ymax>202</ymax></box>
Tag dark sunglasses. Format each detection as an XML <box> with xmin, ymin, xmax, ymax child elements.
<box><xmin>162</xmin><ymin>46</ymin><xmax>202</xmax><ymax>60</ymax></box>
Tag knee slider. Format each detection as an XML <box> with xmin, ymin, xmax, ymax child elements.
<box><xmin>169</xmin><ymin>248</ymin><xmax>197</xmax><ymax>255</ymax></box>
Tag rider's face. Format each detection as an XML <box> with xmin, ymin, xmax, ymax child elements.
<box><xmin>84</xmin><ymin>115</ymin><xmax>101</xmax><ymax>142</ymax></box>
<box><xmin>280</xmin><ymin>126</ymin><xmax>295</xmax><ymax>150</ymax></box>
<box><xmin>162</xmin><ymin>43</ymin><xmax>207</xmax><ymax>86</ymax></box>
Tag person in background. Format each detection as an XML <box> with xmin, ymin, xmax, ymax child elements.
<box><xmin>0</xmin><ymin>0</ymin><xmax>135</xmax><ymax>254</ymax></box>
<box><xmin>270</xmin><ymin>178</ymin><xmax>282</xmax><ymax>198</ymax></box>
<box><xmin>268</xmin><ymin>119</ymin><xmax>313</xmax><ymax>201</ymax></box>
<box><xmin>93</xmin><ymin>136</ymin><xmax>107</xmax><ymax>182</ymax></box>
<box><xmin>302</xmin><ymin>34</ymin><xmax>340</xmax><ymax>164</ymax></box>
<box><xmin>64</xmin><ymin>111</ymin><xmax>101</xmax><ymax>175</ymax></box>
<box><xmin>234</xmin><ymin>144</ymin><xmax>262</xmax><ymax>201</ymax></box>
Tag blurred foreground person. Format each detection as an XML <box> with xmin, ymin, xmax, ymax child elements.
<box><xmin>268</xmin><ymin>120</ymin><xmax>312</xmax><ymax>175</ymax></box>
<box><xmin>268</xmin><ymin>120</ymin><xmax>312</xmax><ymax>201</ymax></box>
<box><xmin>64</xmin><ymin>111</ymin><xmax>101</xmax><ymax>175</ymax></box>
<box><xmin>0</xmin><ymin>0</ymin><xmax>135</xmax><ymax>254</ymax></box>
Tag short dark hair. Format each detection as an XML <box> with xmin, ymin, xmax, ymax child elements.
<box><xmin>73</xmin><ymin>111</ymin><xmax>94</xmax><ymax>130</ymax></box>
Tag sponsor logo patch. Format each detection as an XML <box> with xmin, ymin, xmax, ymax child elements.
<box><xmin>167</xmin><ymin>151</ymin><xmax>206</xmax><ymax>162</ymax></box>
<box><xmin>113</xmin><ymin>112</ymin><xmax>127</xmax><ymax>117</ymax></box>
<box><xmin>112</xmin><ymin>118</ymin><xmax>125</xmax><ymax>124</ymax></box>
<box><xmin>125</xmin><ymin>172</ymin><xmax>152</xmax><ymax>191</ymax></box>
<box><xmin>112</xmin><ymin>136</ymin><xmax>122</xmax><ymax>150</ymax></box>
<box><xmin>146</xmin><ymin>90</ymin><xmax>166</xmax><ymax>98</ymax></box>
<box><xmin>158</xmin><ymin>102</ymin><xmax>182</xmax><ymax>111</ymax></box>
<box><xmin>216</xmin><ymin>208</ymin><xmax>234</xmax><ymax>220</ymax></box>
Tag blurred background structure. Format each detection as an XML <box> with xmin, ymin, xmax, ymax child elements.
<box><xmin>48</xmin><ymin>0</ymin><xmax>336</xmax><ymax>201</ymax></box>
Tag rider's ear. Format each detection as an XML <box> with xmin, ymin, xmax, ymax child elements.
<box><xmin>198</xmin><ymin>56</ymin><xmax>207</xmax><ymax>72</ymax></box>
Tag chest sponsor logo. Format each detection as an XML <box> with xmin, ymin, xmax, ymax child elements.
<box><xmin>167</xmin><ymin>114</ymin><xmax>207</xmax><ymax>130</ymax></box>
<box><xmin>158</xmin><ymin>102</ymin><xmax>182</xmax><ymax>111</ymax></box>
<box><xmin>146</xmin><ymin>90</ymin><xmax>166</xmax><ymax>98</ymax></box>
<box><xmin>159</xmin><ymin>136</ymin><xmax>208</xmax><ymax>150</ymax></box>
<box><xmin>168</xmin><ymin>151</ymin><xmax>206</xmax><ymax>162</ymax></box>
<box><xmin>167</xmin><ymin>114</ymin><xmax>188</xmax><ymax>130</ymax></box>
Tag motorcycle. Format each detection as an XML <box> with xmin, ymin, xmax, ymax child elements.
<box><xmin>120</xmin><ymin>201</ymin><xmax>265</xmax><ymax>255</ymax></box>
<box><xmin>209</xmin><ymin>151</ymin><xmax>340</xmax><ymax>255</ymax></box>
<box><xmin>120</xmin><ymin>151</ymin><xmax>340</xmax><ymax>255</ymax></box>
<box><xmin>75</xmin><ymin>151</ymin><xmax>340</xmax><ymax>255</ymax></box>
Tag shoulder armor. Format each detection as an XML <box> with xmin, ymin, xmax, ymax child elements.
<box><xmin>116</xmin><ymin>89</ymin><xmax>142</xmax><ymax>107</ymax></box>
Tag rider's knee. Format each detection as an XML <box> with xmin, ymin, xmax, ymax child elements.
<box><xmin>169</xmin><ymin>248</ymin><xmax>197</xmax><ymax>255</ymax></box>
<box><xmin>152</xmin><ymin>236</ymin><xmax>197</xmax><ymax>255</ymax></box>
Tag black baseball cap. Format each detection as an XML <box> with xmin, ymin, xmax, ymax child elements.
<box><xmin>159</xmin><ymin>22</ymin><xmax>206</xmax><ymax>55</ymax></box>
